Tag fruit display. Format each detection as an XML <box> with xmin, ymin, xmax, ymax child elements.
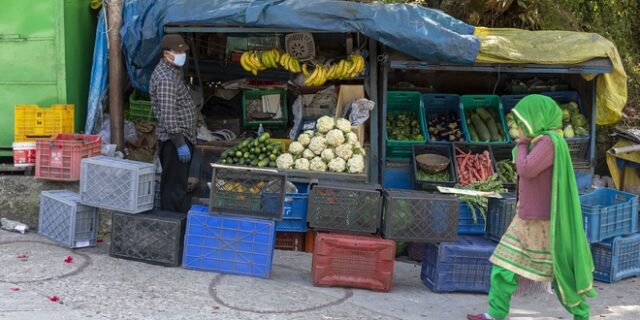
<box><xmin>302</xmin><ymin>54</ymin><xmax>366</xmax><ymax>87</ymax></box>
<box><xmin>387</xmin><ymin>112</ymin><xmax>424</xmax><ymax>141</ymax></box>
<box><xmin>506</xmin><ymin>101</ymin><xmax>589</xmax><ymax>140</ymax></box>
<box><xmin>465</xmin><ymin>108</ymin><xmax>506</xmax><ymax>142</ymax></box>
<box><xmin>218</xmin><ymin>133</ymin><xmax>280</xmax><ymax>168</ymax></box>
<box><xmin>240</xmin><ymin>49</ymin><xmax>301</xmax><ymax>75</ymax></box>
<box><xmin>276</xmin><ymin>116</ymin><xmax>366</xmax><ymax>174</ymax></box>
<box><xmin>455</xmin><ymin>147</ymin><xmax>495</xmax><ymax>187</ymax></box>
<box><xmin>427</xmin><ymin>113</ymin><xmax>464</xmax><ymax>142</ymax></box>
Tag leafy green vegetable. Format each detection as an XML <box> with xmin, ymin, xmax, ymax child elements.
<box><xmin>455</xmin><ymin>176</ymin><xmax>507</xmax><ymax>224</ymax></box>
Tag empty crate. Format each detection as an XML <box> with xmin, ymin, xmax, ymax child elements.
<box><xmin>80</xmin><ymin>156</ymin><xmax>155</xmax><ymax>214</ymax></box>
<box><xmin>182</xmin><ymin>205</ymin><xmax>276</xmax><ymax>279</ymax></box>
<box><xmin>382</xmin><ymin>189</ymin><xmax>458</xmax><ymax>242</ymax></box>
<box><xmin>307</xmin><ymin>182</ymin><xmax>383</xmax><ymax>234</ymax></box>
<box><xmin>38</xmin><ymin>190</ymin><xmax>98</xmax><ymax>248</ymax></box>
<box><xmin>580</xmin><ymin>188</ymin><xmax>638</xmax><ymax>243</ymax></box>
<box><xmin>312</xmin><ymin>233</ymin><xmax>395</xmax><ymax>292</ymax></box>
<box><xmin>486</xmin><ymin>194</ymin><xmax>517</xmax><ymax>242</ymax></box>
<box><xmin>592</xmin><ymin>233</ymin><xmax>640</xmax><ymax>283</ymax></box>
<box><xmin>275</xmin><ymin>232</ymin><xmax>306</xmax><ymax>251</ymax></box>
<box><xmin>110</xmin><ymin>210</ymin><xmax>187</xmax><ymax>267</ymax></box>
<box><xmin>36</xmin><ymin>134</ymin><xmax>102</xmax><ymax>181</ymax></box>
<box><xmin>209</xmin><ymin>164</ymin><xmax>285</xmax><ymax>220</ymax></box>
<box><xmin>421</xmin><ymin>236</ymin><xmax>496</xmax><ymax>293</ymax></box>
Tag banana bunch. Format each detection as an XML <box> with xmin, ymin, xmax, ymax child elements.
<box><xmin>326</xmin><ymin>54</ymin><xmax>366</xmax><ymax>80</ymax></box>
<box><xmin>303</xmin><ymin>64</ymin><xmax>330</xmax><ymax>87</ymax></box>
<box><xmin>278</xmin><ymin>53</ymin><xmax>302</xmax><ymax>73</ymax></box>
<box><xmin>240</xmin><ymin>49</ymin><xmax>281</xmax><ymax>75</ymax></box>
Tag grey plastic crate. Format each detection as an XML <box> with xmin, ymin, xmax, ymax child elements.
<box><xmin>383</xmin><ymin>189</ymin><xmax>458</xmax><ymax>242</ymax></box>
<box><xmin>307</xmin><ymin>182</ymin><xmax>383</xmax><ymax>234</ymax></box>
<box><xmin>80</xmin><ymin>156</ymin><xmax>155</xmax><ymax>214</ymax></box>
<box><xmin>38</xmin><ymin>190</ymin><xmax>98</xmax><ymax>248</ymax></box>
<box><xmin>110</xmin><ymin>210</ymin><xmax>187</xmax><ymax>267</ymax></box>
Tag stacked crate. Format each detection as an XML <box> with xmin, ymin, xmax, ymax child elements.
<box><xmin>274</xmin><ymin>183</ymin><xmax>310</xmax><ymax>251</ymax></box>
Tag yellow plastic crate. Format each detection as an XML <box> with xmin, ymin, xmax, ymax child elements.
<box><xmin>14</xmin><ymin>104</ymin><xmax>74</xmax><ymax>142</ymax></box>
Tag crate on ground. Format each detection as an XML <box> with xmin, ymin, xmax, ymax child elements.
<box><xmin>182</xmin><ymin>205</ymin><xmax>276</xmax><ymax>278</ymax></box>
<box><xmin>458</xmin><ymin>201</ymin><xmax>486</xmax><ymax>235</ymax></box>
<box><xmin>592</xmin><ymin>233</ymin><xmax>640</xmax><ymax>283</ymax></box>
<box><xmin>423</xmin><ymin>94</ymin><xmax>465</xmax><ymax>144</ymax></box>
<box><xmin>38</xmin><ymin>190</ymin><xmax>98</xmax><ymax>248</ymax></box>
<box><xmin>36</xmin><ymin>134</ymin><xmax>102</xmax><ymax>181</ymax></box>
<box><xmin>128</xmin><ymin>91</ymin><xmax>155</xmax><ymax>122</ymax></box>
<box><xmin>486</xmin><ymin>193</ymin><xmax>517</xmax><ymax>242</ymax></box>
<box><xmin>12</xmin><ymin>142</ymin><xmax>36</xmax><ymax>166</ymax></box>
<box><xmin>490</xmin><ymin>144</ymin><xmax>517</xmax><ymax>192</ymax></box>
<box><xmin>305</xmin><ymin>231</ymin><xmax>317</xmax><ymax>253</ymax></box>
<box><xmin>312</xmin><ymin>233</ymin><xmax>395</xmax><ymax>292</ymax></box>
<box><xmin>408</xmin><ymin>243</ymin><xmax>426</xmax><ymax>262</ymax></box>
<box><xmin>412</xmin><ymin>144</ymin><xmax>456</xmax><ymax>191</ymax></box>
<box><xmin>210</xmin><ymin>164</ymin><xmax>286</xmax><ymax>220</ymax></box>
<box><xmin>307</xmin><ymin>182</ymin><xmax>383</xmax><ymax>234</ymax></box>
<box><xmin>460</xmin><ymin>95</ymin><xmax>509</xmax><ymax>144</ymax></box>
<box><xmin>383</xmin><ymin>161</ymin><xmax>413</xmax><ymax>190</ymax></box>
<box><xmin>80</xmin><ymin>156</ymin><xmax>155</xmax><ymax>214</ymax></box>
<box><xmin>242</xmin><ymin>89</ymin><xmax>288</xmax><ymax>128</ymax></box>
<box><xmin>110</xmin><ymin>210</ymin><xmax>186</xmax><ymax>267</ymax></box>
<box><xmin>421</xmin><ymin>235</ymin><xmax>496</xmax><ymax>293</ymax></box>
<box><xmin>382</xmin><ymin>189</ymin><xmax>458</xmax><ymax>242</ymax></box>
<box><xmin>580</xmin><ymin>188</ymin><xmax>638</xmax><ymax>243</ymax></box>
<box><xmin>14</xmin><ymin>104</ymin><xmax>74</xmax><ymax>142</ymax></box>
<box><xmin>275</xmin><ymin>184</ymin><xmax>309</xmax><ymax>232</ymax></box>
<box><xmin>385</xmin><ymin>91</ymin><xmax>427</xmax><ymax>160</ymax></box>
<box><xmin>275</xmin><ymin>232</ymin><xmax>306</xmax><ymax>251</ymax></box>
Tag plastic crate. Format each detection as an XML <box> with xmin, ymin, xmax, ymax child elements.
<box><xmin>275</xmin><ymin>184</ymin><xmax>309</xmax><ymax>232</ymax></box>
<box><xmin>209</xmin><ymin>164</ymin><xmax>286</xmax><ymax>220</ymax></box>
<box><xmin>385</xmin><ymin>91</ymin><xmax>427</xmax><ymax>160</ymax></box>
<box><xmin>275</xmin><ymin>232</ymin><xmax>306</xmax><ymax>251</ymax></box>
<box><xmin>383</xmin><ymin>161</ymin><xmax>413</xmax><ymax>190</ymax></box>
<box><xmin>458</xmin><ymin>201</ymin><xmax>486</xmax><ymax>235</ymax></box>
<box><xmin>422</xmin><ymin>94</ymin><xmax>465</xmax><ymax>144</ymax></box>
<box><xmin>110</xmin><ymin>210</ymin><xmax>186</xmax><ymax>267</ymax></box>
<box><xmin>592</xmin><ymin>233</ymin><xmax>640</xmax><ymax>283</ymax></box>
<box><xmin>35</xmin><ymin>134</ymin><xmax>102</xmax><ymax>181</ymax></box>
<box><xmin>453</xmin><ymin>143</ymin><xmax>497</xmax><ymax>187</ymax></box>
<box><xmin>307</xmin><ymin>182</ymin><xmax>383</xmax><ymax>234</ymax></box>
<box><xmin>500</xmin><ymin>94</ymin><xmax>528</xmax><ymax>112</ymax></box>
<box><xmin>408</xmin><ymin>243</ymin><xmax>426</xmax><ymax>262</ymax></box>
<box><xmin>38</xmin><ymin>190</ymin><xmax>98</xmax><ymax>249</ymax></box>
<box><xmin>80</xmin><ymin>156</ymin><xmax>155</xmax><ymax>214</ymax></box>
<box><xmin>486</xmin><ymin>194</ymin><xmax>517</xmax><ymax>242</ymax></box>
<box><xmin>412</xmin><ymin>144</ymin><xmax>456</xmax><ymax>191</ymax></box>
<box><xmin>154</xmin><ymin>176</ymin><xmax>161</xmax><ymax>209</ymax></box>
<box><xmin>14</xmin><ymin>104</ymin><xmax>74</xmax><ymax>142</ymax></box>
<box><xmin>421</xmin><ymin>235</ymin><xmax>496</xmax><ymax>293</ymax></box>
<box><xmin>580</xmin><ymin>188</ymin><xmax>639</xmax><ymax>243</ymax></box>
<box><xmin>312</xmin><ymin>233</ymin><xmax>395</xmax><ymax>292</ymax></box>
<box><xmin>182</xmin><ymin>206</ymin><xmax>276</xmax><ymax>279</ymax></box>
<box><xmin>382</xmin><ymin>189</ymin><xmax>458</xmax><ymax>242</ymax></box>
<box><xmin>305</xmin><ymin>231</ymin><xmax>318</xmax><ymax>253</ymax></box>
<box><xmin>544</xmin><ymin>91</ymin><xmax>590</xmax><ymax>162</ymax></box>
<box><xmin>460</xmin><ymin>95</ymin><xmax>509</xmax><ymax>144</ymax></box>
<box><xmin>490</xmin><ymin>144</ymin><xmax>517</xmax><ymax>192</ymax></box>
<box><xmin>128</xmin><ymin>91</ymin><xmax>155</xmax><ymax>122</ymax></box>
<box><xmin>242</xmin><ymin>89</ymin><xmax>288</xmax><ymax>128</ymax></box>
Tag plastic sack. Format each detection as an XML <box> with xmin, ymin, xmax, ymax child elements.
<box><xmin>98</xmin><ymin>114</ymin><xmax>138</xmax><ymax>145</ymax></box>
<box><xmin>342</xmin><ymin>98</ymin><xmax>375</xmax><ymax>126</ymax></box>
<box><xmin>289</xmin><ymin>96</ymin><xmax>305</xmax><ymax>140</ymax></box>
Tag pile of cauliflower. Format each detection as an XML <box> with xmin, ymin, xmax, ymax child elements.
<box><xmin>276</xmin><ymin>116</ymin><xmax>366</xmax><ymax>174</ymax></box>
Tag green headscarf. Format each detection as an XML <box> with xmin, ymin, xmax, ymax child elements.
<box><xmin>512</xmin><ymin>95</ymin><xmax>597</xmax><ymax>309</ymax></box>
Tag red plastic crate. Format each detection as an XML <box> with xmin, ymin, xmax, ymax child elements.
<box><xmin>36</xmin><ymin>134</ymin><xmax>102</xmax><ymax>181</ymax></box>
<box><xmin>311</xmin><ymin>233</ymin><xmax>396</xmax><ymax>292</ymax></box>
<box><xmin>275</xmin><ymin>232</ymin><xmax>305</xmax><ymax>251</ymax></box>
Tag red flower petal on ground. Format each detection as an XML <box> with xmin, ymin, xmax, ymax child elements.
<box><xmin>10</xmin><ymin>288</ymin><xmax>20</xmax><ymax>292</ymax></box>
<box><xmin>96</xmin><ymin>239</ymin><xmax>104</xmax><ymax>243</ymax></box>
<box><xmin>64</xmin><ymin>256</ymin><xmax>73</xmax><ymax>263</ymax></box>
<box><xmin>17</xmin><ymin>254</ymin><xmax>28</xmax><ymax>261</ymax></box>
<box><xmin>49</xmin><ymin>296</ymin><xmax>60</xmax><ymax>302</ymax></box>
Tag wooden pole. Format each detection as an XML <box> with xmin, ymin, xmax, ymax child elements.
<box><xmin>107</xmin><ymin>0</ymin><xmax>124</xmax><ymax>150</ymax></box>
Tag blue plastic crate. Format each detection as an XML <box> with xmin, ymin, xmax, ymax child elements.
<box><xmin>580</xmin><ymin>188</ymin><xmax>639</xmax><ymax>243</ymax></box>
<box><xmin>275</xmin><ymin>184</ymin><xmax>309</xmax><ymax>232</ymax></box>
<box><xmin>458</xmin><ymin>201</ymin><xmax>485</xmax><ymax>235</ymax></box>
<box><xmin>383</xmin><ymin>161</ymin><xmax>413</xmax><ymax>190</ymax></box>
<box><xmin>592</xmin><ymin>233</ymin><xmax>640</xmax><ymax>283</ymax></box>
<box><xmin>182</xmin><ymin>207</ymin><xmax>276</xmax><ymax>279</ymax></box>
<box><xmin>422</xmin><ymin>94</ymin><xmax>465</xmax><ymax>144</ymax></box>
<box><xmin>486</xmin><ymin>194</ymin><xmax>517</xmax><ymax>242</ymax></box>
<box><xmin>421</xmin><ymin>235</ymin><xmax>496</xmax><ymax>293</ymax></box>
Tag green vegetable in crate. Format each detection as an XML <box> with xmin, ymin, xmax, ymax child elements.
<box><xmin>497</xmin><ymin>159</ymin><xmax>517</xmax><ymax>184</ymax></box>
<box><xmin>466</xmin><ymin>108</ymin><xmax>504</xmax><ymax>142</ymax></box>
<box><xmin>218</xmin><ymin>134</ymin><xmax>281</xmax><ymax>168</ymax></box>
<box><xmin>455</xmin><ymin>176</ymin><xmax>506</xmax><ymax>223</ymax></box>
<box><xmin>416</xmin><ymin>168</ymin><xmax>450</xmax><ymax>182</ymax></box>
<box><xmin>387</xmin><ymin>112</ymin><xmax>424</xmax><ymax>141</ymax></box>
<box><xmin>427</xmin><ymin>113</ymin><xmax>464</xmax><ymax>142</ymax></box>
<box><xmin>558</xmin><ymin>102</ymin><xmax>589</xmax><ymax>138</ymax></box>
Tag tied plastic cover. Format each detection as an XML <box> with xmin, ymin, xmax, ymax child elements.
<box><xmin>1</xmin><ymin>218</ymin><xmax>29</xmax><ymax>234</ymax></box>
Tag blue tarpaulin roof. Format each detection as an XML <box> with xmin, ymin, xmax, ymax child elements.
<box><xmin>120</xmin><ymin>0</ymin><xmax>480</xmax><ymax>91</ymax></box>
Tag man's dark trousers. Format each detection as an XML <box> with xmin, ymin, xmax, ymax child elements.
<box><xmin>159</xmin><ymin>140</ymin><xmax>192</xmax><ymax>213</ymax></box>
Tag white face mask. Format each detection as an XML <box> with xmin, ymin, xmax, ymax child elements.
<box><xmin>170</xmin><ymin>52</ymin><xmax>186</xmax><ymax>66</ymax></box>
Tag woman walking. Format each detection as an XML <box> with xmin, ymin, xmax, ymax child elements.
<box><xmin>467</xmin><ymin>94</ymin><xmax>596</xmax><ymax>320</ymax></box>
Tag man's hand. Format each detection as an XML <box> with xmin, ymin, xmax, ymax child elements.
<box><xmin>177</xmin><ymin>144</ymin><xmax>191</xmax><ymax>163</ymax></box>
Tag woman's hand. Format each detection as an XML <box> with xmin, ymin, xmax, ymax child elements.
<box><xmin>518</xmin><ymin>128</ymin><xmax>530</xmax><ymax>142</ymax></box>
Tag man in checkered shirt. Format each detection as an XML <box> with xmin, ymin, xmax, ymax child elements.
<box><xmin>150</xmin><ymin>34</ymin><xmax>197</xmax><ymax>213</ymax></box>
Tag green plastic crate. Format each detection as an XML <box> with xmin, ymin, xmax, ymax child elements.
<box><xmin>385</xmin><ymin>91</ymin><xmax>427</xmax><ymax>160</ymax></box>
<box><xmin>460</xmin><ymin>95</ymin><xmax>510</xmax><ymax>144</ymax></box>
<box><xmin>128</xmin><ymin>91</ymin><xmax>156</xmax><ymax>122</ymax></box>
<box><xmin>242</xmin><ymin>89</ymin><xmax>288</xmax><ymax>128</ymax></box>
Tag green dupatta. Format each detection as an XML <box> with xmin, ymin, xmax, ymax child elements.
<box><xmin>511</xmin><ymin>95</ymin><xmax>597</xmax><ymax>308</ymax></box>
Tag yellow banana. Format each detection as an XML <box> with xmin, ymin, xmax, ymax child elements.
<box><xmin>314</xmin><ymin>66</ymin><xmax>327</xmax><ymax>86</ymax></box>
<box><xmin>248</xmin><ymin>52</ymin><xmax>262</xmax><ymax>70</ymax></box>
<box><xmin>272</xmin><ymin>49</ymin><xmax>281</xmax><ymax>65</ymax></box>
<box><xmin>281</xmin><ymin>54</ymin><xmax>291</xmax><ymax>71</ymax></box>
<box><xmin>346</xmin><ymin>57</ymin><xmax>359</xmax><ymax>76</ymax></box>
<box><xmin>337</xmin><ymin>60</ymin><xmax>348</xmax><ymax>79</ymax></box>
<box><xmin>304</xmin><ymin>66</ymin><xmax>320</xmax><ymax>86</ymax></box>
<box><xmin>357</xmin><ymin>55</ymin><xmax>366</xmax><ymax>73</ymax></box>
<box><xmin>302</xmin><ymin>63</ymin><xmax>310</xmax><ymax>78</ymax></box>
<box><xmin>326</xmin><ymin>64</ymin><xmax>337</xmax><ymax>80</ymax></box>
<box><xmin>240</xmin><ymin>52</ymin><xmax>252</xmax><ymax>72</ymax></box>
<box><xmin>260</xmin><ymin>51</ymin><xmax>271</xmax><ymax>69</ymax></box>
<box><xmin>279</xmin><ymin>53</ymin><xmax>287</xmax><ymax>67</ymax></box>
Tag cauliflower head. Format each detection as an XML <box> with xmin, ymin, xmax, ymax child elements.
<box><xmin>321</xmin><ymin>148</ymin><xmax>335</xmax><ymax>162</ymax></box>
<box><xmin>288</xmin><ymin>141</ymin><xmax>305</xmax><ymax>155</ymax></box>
<box><xmin>327</xmin><ymin>157</ymin><xmax>346</xmax><ymax>173</ymax></box>
<box><xmin>347</xmin><ymin>154</ymin><xmax>365</xmax><ymax>174</ymax></box>
<box><xmin>297</xmin><ymin>133</ymin><xmax>311</xmax><ymax>146</ymax></box>
<box><xmin>308</xmin><ymin>136</ymin><xmax>327</xmax><ymax>155</ymax></box>
<box><xmin>309</xmin><ymin>157</ymin><xmax>327</xmax><ymax>172</ymax></box>
<box><xmin>276</xmin><ymin>153</ymin><xmax>294</xmax><ymax>169</ymax></box>
<box><xmin>334</xmin><ymin>144</ymin><xmax>353</xmax><ymax>160</ymax></box>
<box><xmin>346</xmin><ymin>132</ymin><xmax>359</xmax><ymax>145</ymax></box>
<box><xmin>335</xmin><ymin>118</ymin><xmax>352</xmax><ymax>133</ymax></box>
<box><xmin>294</xmin><ymin>158</ymin><xmax>310</xmax><ymax>170</ymax></box>
<box><xmin>325</xmin><ymin>129</ymin><xmax>345</xmax><ymax>147</ymax></box>
<box><xmin>303</xmin><ymin>148</ymin><xmax>315</xmax><ymax>159</ymax></box>
<box><xmin>316</xmin><ymin>116</ymin><xmax>335</xmax><ymax>133</ymax></box>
